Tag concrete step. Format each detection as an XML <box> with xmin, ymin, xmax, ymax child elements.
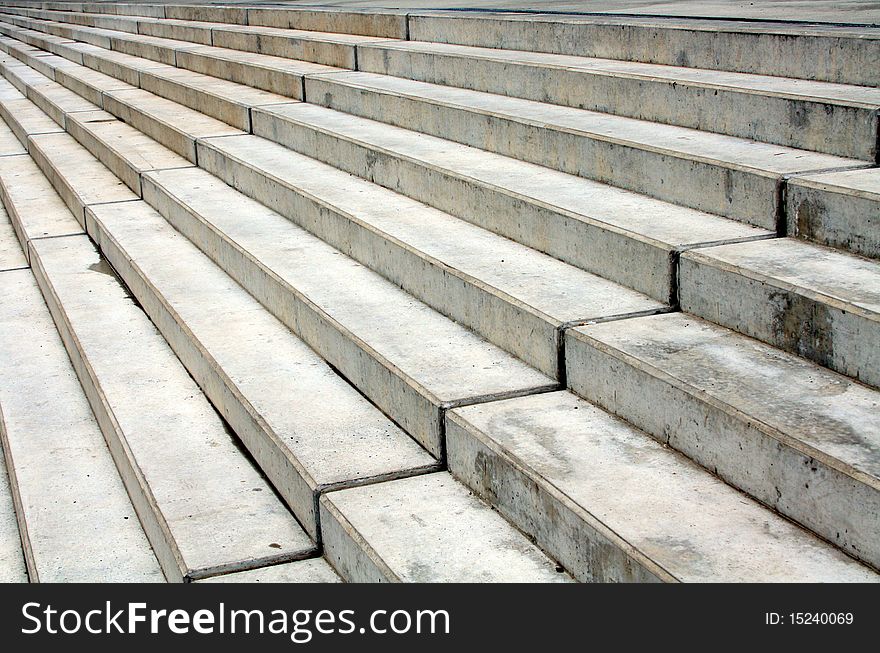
<box><xmin>0</xmin><ymin>77</ymin><xmax>63</xmax><ymax>145</ymax></box>
<box><xmin>0</xmin><ymin>152</ymin><xmax>85</xmax><ymax>254</ymax></box>
<box><xmin>565</xmin><ymin>312</ymin><xmax>880</xmax><ymax>569</ymax></box>
<box><xmin>143</xmin><ymin>166</ymin><xmax>555</xmax><ymax>458</ymax></box>
<box><xmin>447</xmin><ymin>391</ymin><xmax>879</xmax><ymax>582</ymax></box>
<box><xmin>320</xmin><ymin>472</ymin><xmax>572</xmax><ymax>582</ymax></box>
<box><xmin>196</xmin><ymin>133</ymin><xmax>666</xmax><ymax>379</ymax></box>
<box><xmin>13</xmin><ymin>6</ymin><xmax>400</xmax><ymax>68</ymax></box>
<box><xmin>680</xmin><ymin>238</ymin><xmax>880</xmax><ymax>388</ymax></box>
<box><xmin>252</xmin><ymin>102</ymin><xmax>773</xmax><ymax>304</ymax></box>
<box><xmin>358</xmin><ymin>40</ymin><xmax>880</xmax><ymax>160</ymax></box>
<box><xmin>25</xmin><ymin>131</ymin><xmax>136</xmax><ymax>226</ymax></box>
<box><xmin>0</xmin><ymin>427</ymin><xmax>26</xmax><ymax>582</ymax></box>
<box><xmin>29</xmin><ymin>233</ymin><xmax>316</xmax><ymax>582</ymax></box>
<box><xmin>304</xmin><ymin>71</ymin><xmax>869</xmax><ymax>229</ymax></box>
<box><xmin>0</xmin><ymin>268</ymin><xmax>164</xmax><ymax>582</ymax></box>
<box><xmin>86</xmin><ymin>199</ymin><xmax>438</xmax><ymax>540</ymax></box>
<box><xmin>66</xmin><ymin>109</ymin><xmax>193</xmax><ymax>195</ymax></box>
<box><xmin>0</xmin><ymin>198</ymin><xmax>26</xmax><ymax>271</ymax></box>
<box><xmin>407</xmin><ymin>12</ymin><xmax>880</xmax><ymax>87</ymax></box>
<box><xmin>787</xmin><ymin>168</ymin><xmax>880</xmax><ymax>259</ymax></box>
<box><xmin>198</xmin><ymin>558</ymin><xmax>342</xmax><ymax>584</ymax></box>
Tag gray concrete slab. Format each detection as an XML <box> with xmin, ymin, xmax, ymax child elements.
<box><xmin>320</xmin><ymin>472</ymin><xmax>573</xmax><ymax>582</ymax></box>
<box><xmin>448</xmin><ymin>391</ymin><xmax>879</xmax><ymax>582</ymax></box>
<box><xmin>0</xmin><ymin>153</ymin><xmax>85</xmax><ymax>259</ymax></box>
<box><xmin>0</xmin><ymin>269</ymin><xmax>164</xmax><ymax>582</ymax></box>
<box><xmin>680</xmin><ymin>237</ymin><xmax>880</xmax><ymax>388</ymax></box>
<box><xmin>86</xmin><ymin>199</ymin><xmax>438</xmax><ymax>539</ymax></box>
<box><xmin>142</xmin><ymin>166</ymin><xmax>556</xmax><ymax>457</ymax></box>
<box><xmin>199</xmin><ymin>558</ymin><xmax>342</xmax><ymax>583</ymax></box>
<box><xmin>29</xmin><ymin>234</ymin><xmax>316</xmax><ymax>581</ymax></box>
<box><xmin>196</xmin><ymin>132</ymin><xmax>666</xmax><ymax>378</ymax></box>
<box><xmin>357</xmin><ymin>39</ymin><xmax>880</xmax><ymax>159</ymax></box>
<box><xmin>787</xmin><ymin>168</ymin><xmax>880</xmax><ymax>258</ymax></box>
<box><xmin>0</xmin><ymin>78</ymin><xmax>64</xmax><ymax>146</ymax></box>
<box><xmin>304</xmin><ymin>71</ymin><xmax>868</xmax><ymax>229</ymax></box>
<box><xmin>27</xmin><ymin>131</ymin><xmax>137</xmax><ymax>226</ymax></box>
<box><xmin>0</xmin><ymin>117</ymin><xmax>26</xmax><ymax>155</ymax></box>
<box><xmin>252</xmin><ymin>102</ymin><xmax>773</xmax><ymax>303</ymax></box>
<box><xmin>566</xmin><ymin>312</ymin><xmax>880</xmax><ymax>569</ymax></box>
<box><xmin>0</xmin><ymin>201</ymin><xmax>27</xmax><ymax>271</ymax></box>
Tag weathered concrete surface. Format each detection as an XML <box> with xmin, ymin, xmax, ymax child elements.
<box><xmin>0</xmin><ymin>55</ymin><xmax>95</xmax><ymax>126</ymax></box>
<box><xmin>680</xmin><ymin>237</ymin><xmax>880</xmax><ymax>388</ymax></box>
<box><xmin>52</xmin><ymin>61</ymin><xmax>134</xmax><ymax>106</ymax></box>
<box><xmin>86</xmin><ymin>199</ymin><xmax>438</xmax><ymax>539</ymax></box>
<box><xmin>787</xmin><ymin>168</ymin><xmax>880</xmax><ymax>259</ymax></box>
<box><xmin>0</xmin><ymin>432</ymin><xmax>26</xmax><ymax>582</ymax></box>
<box><xmin>137</xmin><ymin>18</ymin><xmax>215</xmax><ymax>45</ymax></box>
<box><xmin>0</xmin><ymin>116</ymin><xmax>26</xmax><ymax>155</ymax></box>
<box><xmin>196</xmin><ymin>132</ymin><xmax>666</xmax><ymax>378</ymax></box>
<box><xmin>566</xmin><ymin>312</ymin><xmax>880</xmax><ymax>569</ymax></box>
<box><xmin>0</xmin><ymin>153</ymin><xmax>84</xmax><ymax>259</ymax></box>
<box><xmin>29</xmin><ymin>235</ymin><xmax>316</xmax><ymax>581</ymax></box>
<box><xmin>27</xmin><ymin>131</ymin><xmax>137</xmax><ymax>226</ymax></box>
<box><xmin>407</xmin><ymin>12</ymin><xmax>880</xmax><ymax>86</ymax></box>
<box><xmin>66</xmin><ymin>109</ymin><xmax>193</xmax><ymax>195</ymax></box>
<box><xmin>102</xmin><ymin>87</ymin><xmax>241</xmax><ymax>161</ymax></box>
<box><xmin>142</xmin><ymin>166</ymin><xmax>556</xmax><ymax>457</ymax></box>
<box><xmin>0</xmin><ymin>269</ymin><xmax>164</xmax><ymax>582</ymax></box>
<box><xmin>320</xmin><ymin>472</ymin><xmax>573</xmax><ymax>582</ymax></box>
<box><xmin>448</xmin><ymin>391</ymin><xmax>879</xmax><ymax>582</ymax></box>
<box><xmin>252</xmin><ymin>102</ymin><xmax>772</xmax><ymax>303</ymax></box>
<box><xmin>199</xmin><ymin>558</ymin><xmax>342</xmax><ymax>583</ymax></box>
<box><xmin>357</xmin><ymin>40</ymin><xmax>880</xmax><ymax>160</ymax></box>
<box><xmin>304</xmin><ymin>71</ymin><xmax>867</xmax><ymax>229</ymax></box>
<box><xmin>0</xmin><ymin>200</ymin><xmax>27</xmax><ymax>271</ymax></box>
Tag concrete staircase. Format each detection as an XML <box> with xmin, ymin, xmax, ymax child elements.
<box><xmin>0</xmin><ymin>2</ymin><xmax>876</xmax><ymax>583</ymax></box>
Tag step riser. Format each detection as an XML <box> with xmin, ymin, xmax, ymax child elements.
<box><xmin>175</xmin><ymin>50</ymin><xmax>304</xmax><ymax>99</ymax></box>
<box><xmin>357</xmin><ymin>45</ymin><xmax>880</xmax><ymax>161</ymax></box>
<box><xmin>445</xmin><ymin>416</ymin><xmax>668</xmax><ymax>583</ymax></box>
<box><xmin>787</xmin><ymin>178</ymin><xmax>880</xmax><ymax>259</ymax></box>
<box><xmin>251</xmin><ymin>108</ymin><xmax>677</xmax><ymax>304</ymax></box>
<box><xmin>408</xmin><ymin>15</ymin><xmax>880</xmax><ymax>87</ymax></box>
<box><xmin>304</xmin><ymin>75</ymin><xmax>784</xmax><ymax>229</ymax></box>
<box><xmin>137</xmin><ymin>70</ymin><xmax>251</xmax><ymax>131</ymax></box>
<box><xmin>680</xmin><ymin>256</ymin><xmax>880</xmax><ymax>388</ymax></box>
<box><xmin>211</xmin><ymin>28</ymin><xmax>357</xmax><ymax>70</ymax></box>
<box><xmin>564</xmin><ymin>328</ymin><xmax>880</xmax><ymax>569</ymax></box>
<box><xmin>196</xmin><ymin>137</ymin><xmax>564</xmax><ymax>378</ymax></box>
<box><xmin>141</xmin><ymin>174</ymin><xmax>446</xmax><ymax>458</ymax></box>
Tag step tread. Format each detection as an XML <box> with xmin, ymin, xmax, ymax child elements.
<box><xmin>570</xmin><ymin>312</ymin><xmax>880</xmax><ymax>482</ymax></box>
<box><xmin>320</xmin><ymin>472</ymin><xmax>572</xmax><ymax>582</ymax></box>
<box><xmin>0</xmin><ymin>200</ymin><xmax>26</xmax><ymax>270</ymax></box>
<box><xmin>364</xmin><ymin>40</ymin><xmax>880</xmax><ymax>108</ymax></box>
<box><xmin>683</xmin><ymin>238</ymin><xmax>880</xmax><ymax>318</ymax></box>
<box><xmin>139</xmin><ymin>65</ymin><xmax>295</xmax><ymax>108</ymax></box>
<box><xmin>27</xmin><ymin>131</ymin><xmax>137</xmax><ymax>223</ymax></box>
<box><xmin>448</xmin><ymin>391</ymin><xmax>878</xmax><ymax>582</ymax></box>
<box><xmin>256</xmin><ymin>102</ymin><xmax>772</xmax><ymax>248</ymax></box>
<box><xmin>88</xmin><ymin>199</ymin><xmax>437</xmax><ymax>533</ymax></box>
<box><xmin>145</xmin><ymin>166</ymin><xmax>554</xmax><ymax>403</ymax></box>
<box><xmin>198</xmin><ymin>558</ymin><xmax>342</xmax><ymax>583</ymax></box>
<box><xmin>0</xmin><ymin>434</ymin><xmax>26</xmax><ymax>582</ymax></box>
<box><xmin>0</xmin><ymin>269</ymin><xmax>164</xmax><ymax>582</ymax></box>
<box><xmin>0</xmin><ymin>152</ymin><xmax>85</xmax><ymax>246</ymax></box>
<box><xmin>792</xmin><ymin>168</ymin><xmax>880</xmax><ymax>198</ymax></box>
<box><xmin>0</xmin><ymin>78</ymin><xmax>64</xmax><ymax>140</ymax></box>
<box><xmin>180</xmin><ymin>42</ymin><xmax>340</xmax><ymax>76</ymax></box>
<box><xmin>198</xmin><ymin>133</ymin><xmax>665</xmax><ymax>326</ymax></box>
<box><xmin>31</xmin><ymin>234</ymin><xmax>315</xmax><ymax>579</ymax></box>
<box><xmin>310</xmin><ymin>71</ymin><xmax>862</xmax><ymax>175</ymax></box>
